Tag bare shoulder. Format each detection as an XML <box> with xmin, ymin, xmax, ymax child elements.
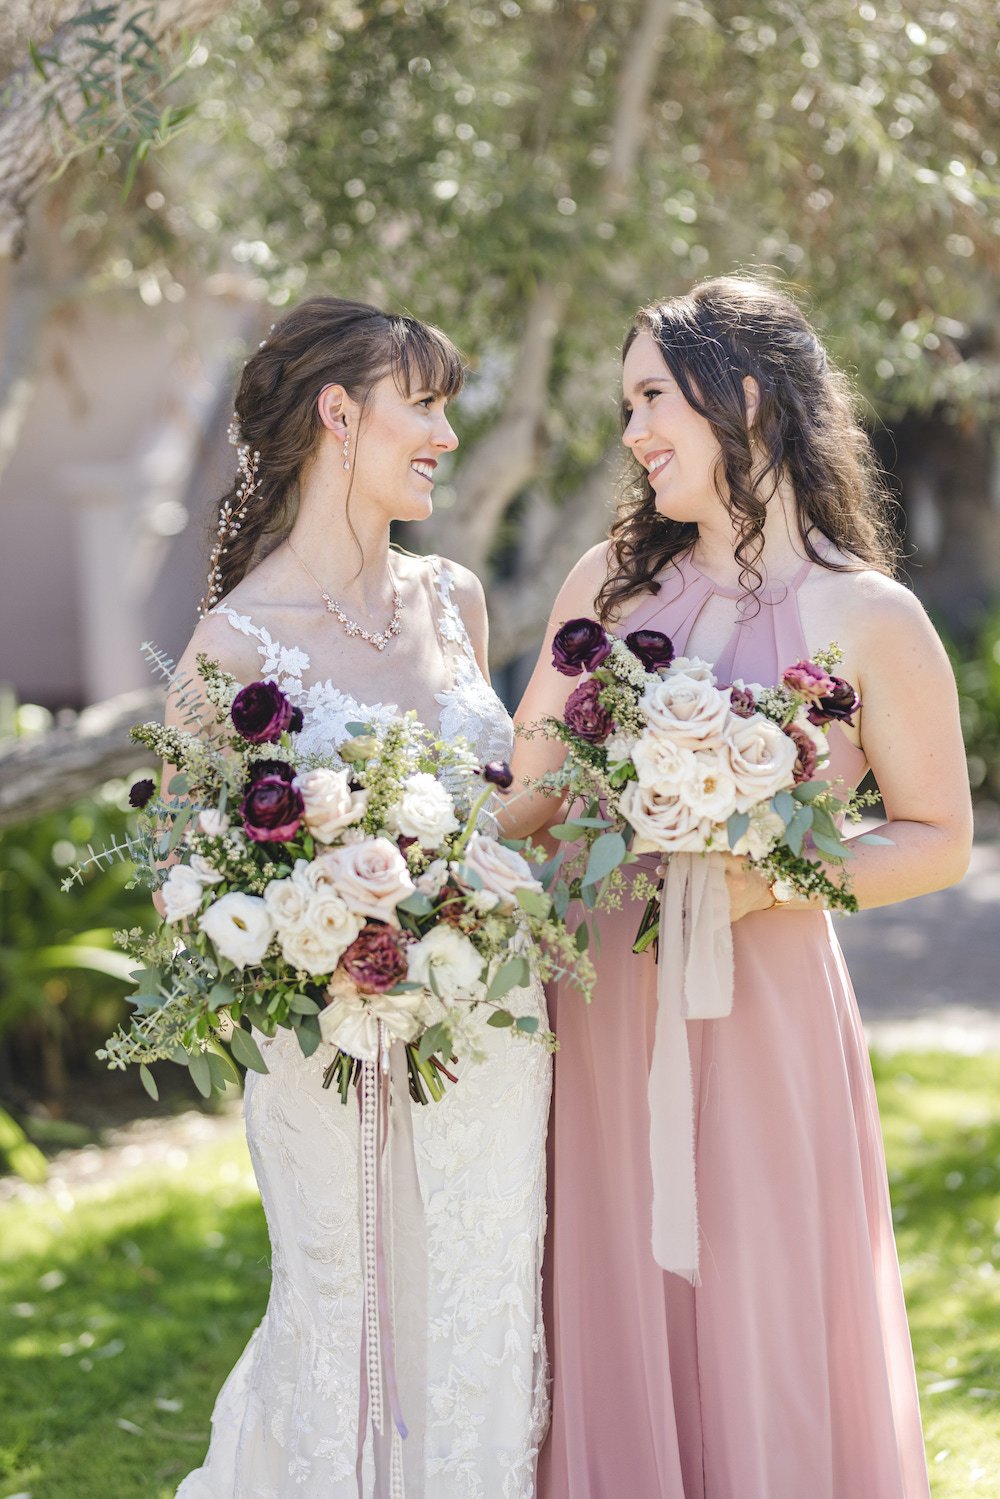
<box><xmin>549</xmin><ymin>541</ymin><xmax>616</xmax><ymax>624</ymax></box>
<box><xmin>174</xmin><ymin>608</ymin><xmax>264</xmax><ymax>689</ymax></box>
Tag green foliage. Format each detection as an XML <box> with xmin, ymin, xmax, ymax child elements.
<box><xmin>948</xmin><ymin>602</ymin><xmax>1000</xmax><ymax>800</ymax></box>
<box><xmin>0</xmin><ymin>783</ymin><xmax>157</xmax><ymax>1094</ymax></box>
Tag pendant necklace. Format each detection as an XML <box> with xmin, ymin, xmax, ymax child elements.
<box><xmin>286</xmin><ymin>540</ymin><xmax>404</xmax><ymax>652</ymax></box>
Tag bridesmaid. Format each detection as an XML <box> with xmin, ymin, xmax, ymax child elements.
<box><xmin>509</xmin><ymin>276</ymin><xmax>972</xmax><ymax>1498</ymax></box>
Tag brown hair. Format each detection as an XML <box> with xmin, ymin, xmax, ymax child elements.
<box><xmin>596</xmin><ymin>275</ymin><xmax>899</xmax><ymax>622</ymax></box>
<box><xmin>210</xmin><ymin>296</ymin><xmax>464</xmax><ymax>603</ymax></box>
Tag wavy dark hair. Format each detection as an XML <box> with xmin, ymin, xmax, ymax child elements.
<box><xmin>209</xmin><ymin>296</ymin><xmax>464</xmax><ymax>604</ymax></box>
<box><xmin>596</xmin><ymin>275</ymin><xmax>899</xmax><ymax>622</ymax></box>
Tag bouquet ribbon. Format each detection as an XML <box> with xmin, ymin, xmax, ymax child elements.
<box><xmin>648</xmin><ymin>850</ymin><xmax>734</xmax><ymax>1283</ymax></box>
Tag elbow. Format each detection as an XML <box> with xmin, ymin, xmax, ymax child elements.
<box><xmin>931</xmin><ymin>814</ymin><xmax>974</xmax><ymax>893</ymax></box>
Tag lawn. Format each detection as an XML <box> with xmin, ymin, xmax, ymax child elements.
<box><xmin>1</xmin><ymin>1051</ymin><xmax>998</xmax><ymax>1498</ymax></box>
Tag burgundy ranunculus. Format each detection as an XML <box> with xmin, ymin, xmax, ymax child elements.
<box><xmin>481</xmin><ymin>760</ymin><xmax>514</xmax><ymax>790</ymax></box>
<box><xmin>624</xmin><ymin>628</ymin><xmax>674</xmax><ymax>673</ymax></box>
<box><xmin>551</xmin><ymin>618</ymin><xmax>612</xmax><ymax>677</ymax></box>
<box><xmin>785</xmin><ymin>724</ymin><xmax>819</xmax><ymax>785</ymax></box>
<box><xmin>807</xmin><ymin>675</ymin><xmax>860</xmax><ymax>728</ymax></box>
<box><xmin>246</xmin><ymin>757</ymin><xmax>296</xmax><ymax>785</ymax></box>
<box><xmin>781</xmin><ymin>660</ymin><xmax>835</xmax><ymax>702</ymax></box>
<box><xmin>240</xmin><ymin>774</ymin><xmax>304</xmax><ymax>842</ymax></box>
<box><xmin>563</xmin><ymin>677</ymin><xmax>615</xmax><ymax>743</ymax></box>
<box><xmin>231</xmin><ymin>680</ymin><xmax>296</xmax><ymax>744</ymax></box>
<box><xmin>729</xmin><ymin>685</ymin><xmax>757</xmax><ymax>719</ymax></box>
<box><xmin>341</xmin><ymin>924</ymin><xmax>409</xmax><ymax>992</ymax></box>
<box><xmin>128</xmin><ymin>777</ymin><xmax>156</xmax><ymax>809</ymax></box>
<box><xmin>289</xmin><ymin>706</ymin><xmax>304</xmax><ymax>734</ymax></box>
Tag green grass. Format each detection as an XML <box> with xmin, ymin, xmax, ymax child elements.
<box><xmin>1</xmin><ymin>1052</ymin><xmax>998</xmax><ymax>1498</ymax></box>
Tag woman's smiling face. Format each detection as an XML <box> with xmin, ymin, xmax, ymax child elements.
<box><xmin>621</xmin><ymin>331</ymin><xmax>726</xmax><ymax>526</ymax></box>
<box><xmin>352</xmin><ymin>373</ymin><xmax>459</xmax><ymax>524</ymax></box>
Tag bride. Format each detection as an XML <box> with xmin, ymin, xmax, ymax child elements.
<box><xmin>170</xmin><ymin>297</ymin><xmax>550</xmax><ymax>1498</ymax></box>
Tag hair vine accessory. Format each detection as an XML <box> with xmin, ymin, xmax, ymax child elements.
<box><xmin>199</xmin><ymin>439</ymin><xmax>262</xmax><ymax>616</ymax></box>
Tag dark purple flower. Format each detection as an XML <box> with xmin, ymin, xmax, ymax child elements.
<box><xmin>728</xmin><ymin>684</ymin><xmax>757</xmax><ymax>718</ymax></box>
<box><xmin>231</xmin><ymin>680</ymin><xmax>296</xmax><ymax>744</ymax></box>
<box><xmin>785</xmin><ymin>724</ymin><xmax>819</xmax><ymax>785</ymax></box>
<box><xmin>240</xmin><ymin>774</ymin><xmax>304</xmax><ymax>842</ymax></box>
<box><xmin>246</xmin><ymin>758</ymin><xmax>296</xmax><ymax>785</ymax></box>
<box><xmin>781</xmin><ymin>659</ymin><xmax>835</xmax><ymax>702</ymax></box>
<box><xmin>128</xmin><ymin>777</ymin><xmax>156</xmax><ymax>809</ymax></box>
<box><xmin>624</xmin><ymin>628</ymin><xmax>674</xmax><ymax>672</ymax></box>
<box><xmin>807</xmin><ymin>676</ymin><xmax>860</xmax><ymax>728</ymax></box>
<box><xmin>289</xmin><ymin>706</ymin><xmax>304</xmax><ymax>734</ymax></box>
<box><xmin>563</xmin><ymin>677</ymin><xmax>615</xmax><ymax>743</ymax></box>
<box><xmin>551</xmin><ymin>618</ymin><xmax>613</xmax><ymax>677</ymax></box>
<box><xmin>481</xmin><ymin>761</ymin><xmax>514</xmax><ymax>790</ymax></box>
<box><xmin>340</xmin><ymin>924</ymin><xmax>409</xmax><ymax>993</ymax></box>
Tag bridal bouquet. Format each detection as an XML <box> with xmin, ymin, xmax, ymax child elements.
<box><xmin>531</xmin><ymin>617</ymin><xmax>878</xmax><ymax>950</ymax></box>
<box><xmin>66</xmin><ymin>649</ymin><xmax>590</xmax><ymax>1104</ymax></box>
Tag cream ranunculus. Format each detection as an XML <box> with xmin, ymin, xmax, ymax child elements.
<box><xmin>640</xmin><ymin>674</ymin><xmax>731</xmax><ymax>748</ymax></box>
<box><xmin>310</xmin><ymin>893</ymin><xmax>364</xmax><ymax>961</ymax></box>
<box><xmin>296</xmin><ymin>767</ymin><xmax>369</xmax><ymax>843</ymax></box>
<box><xmin>189</xmin><ymin>853</ymin><xmax>224</xmax><ymax>885</ymax></box>
<box><xmin>264</xmin><ymin>875</ymin><xmax>312</xmax><ymax>930</ymax></box>
<box><xmin>324</xmin><ymin>838</ymin><xmax>415</xmax><ymax>925</ymax></box>
<box><xmin>278</xmin><ymin>919</ymin><xmax>349</xmax><ymax>977</ymax></box>
<box><xmin>631</xmin><ymin>732</ymin><xmax>697</xmax><ymax>793</ymax></box>
<box><xmin>724</xmin><ymin>712</ymin><xmax>799</xmax><ymax>812</ymax></box>
<box><xmin>619</xmin><ymin>781</ymin><xmax>710</xmax><ymax>854</ymax></box>
<box><xmin>731</xmin><ymin>806</ymin><xmax>786</xmax><ymax>860</ymax></box>
<box><xmin>161</xmin><ymin>863</ymin><xmax>206</xmax><ymax>923</ymax></box>
<box><xmin>604</xmin><ymin>730</ymin><xmax>639</xmax><ymax>766</ymax></box>
<box><xmin>679</xmin><ymin>748</ymin><xmax>740</xmax><ymax>824</ymax></box>
<box><xmin>407</xmin><ymin>925</ymin><xmax>485</xmax><ymax>998</ymax></box>
<box><xmin>456</xmin><ymin>831</ymin><xmax>544</xmax><ymax>911</ymax></box>
<box><xmin>662</xmin><ymin>655</ymin><xmax>717</xmax><ymax>684</ymax></box>
<box><xmin>319</xmin><ymin>972</ymin><xmax>424</xmax><ymax>1060</ymax></box>
<box><xmin>197</xmin><ymin>892</ymin><xmax>274</xmax><ymax>968</ymax></box>
<box><xmin>197</xmin><ymin>809</ymin><xmax>230</xmax><ymax>837</ymax></box>
<box><xmin>389</xmin><ymin>772</ymin><xmax>460</xmax><ymax>847</ymax></box>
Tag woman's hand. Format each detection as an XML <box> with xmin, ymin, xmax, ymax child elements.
<box><xmin>722</xmin><ymin>854</ymin><xmax>774</xmax><ymax>923</ymax></box>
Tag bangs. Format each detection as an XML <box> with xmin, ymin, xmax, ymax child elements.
<box><xmin>387</xmin><ymin>316</ymin><xmax>465</xmax><ymax>399</ymax></box>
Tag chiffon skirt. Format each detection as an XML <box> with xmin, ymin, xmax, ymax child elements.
<box><xmin>539</xmin><ymin>884</ymin><xmax>930</xmax><ymax>1499</ymax></box>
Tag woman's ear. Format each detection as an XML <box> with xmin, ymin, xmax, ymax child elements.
<box><xmin>742</xmin><ymin>376</ymin><xmax>761</xmax><ymax>429</ymax></box>
<box><xmin>317</xmin><ymin>383</ymin><xmax>350</xmax><ymax>437</ymax></box>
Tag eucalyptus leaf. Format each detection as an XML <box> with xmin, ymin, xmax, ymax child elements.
<box><xmin>811</xmin><ymin>832</ymin><xmax>849</xmax><ymax>860</ymax></box>
<box><xmin>582</xmin><ymin>831</ymin><xmax>627</xmax><ymax>888</ymax></box>
<box><xmin>772</xmin><ymin>790</ymin><xmax>796</xmax><ymax>823</ymax></box>
<box><xmin>296</xmin><ymin>1018</ymin><xmax>322</xmax><ymax>1058</ymax></box>
<box><xmin>396</xmin><ymin>891</ymin><xmax>435</xmax><ymax>917</ymax></box>
<box><xmin>139</xmin><ymin>1064</ymin><xmax>158</xmax><ymax>1101</ymax></box>
<box><xmin>784</xmin><ymin>805</ymin><xmax>814</xmax><ymax>857</ymax></box>
<box><xmin>727</xmin><ymin>810</ymin><xmax>750</xmax><ymax>847</ymax></box>
<box><xmin>288</xmin><ymin>993</ymin><xmax>321</xmax><ymax>1016</ymax></box>
<box><xmin>345</xmin><ymin>721</ymin><xmax>374</xmax><ymax>736</ymax></box>
<box><xmin>553</xmin><ymin>882</ymin><xmax>570</xmax><ymax>919</ymax></box>
<box><xmin>858</xmin><ymin>832</ymin><xmax>893</xmax><ymax>845</ymax></box>
<box><xmin>167</xmin><ymin>773</ymin><xmax>190</xmax><ymax>795</ymax></box>
<box><xmin>515</xmin><ymin>1015</ymin><xmax>539</xmax><ymax>1034</ymax></box>
<box><xmin>487</xmin><ymin>1010</ymin><xmax>514</xmax><ymax>1028</ymax></box>
<box><xmin>418</xmin><ymin>1022</ymin><xmax>449</xmax><ymax>1063</ymax></box>
<box><xmin>188</xmin><ymin>1051</ymin><xmax>212</xmax><ymax>1099</ymax></box>
<box><xmin>229</xmin><ymin>1025</ymin><xmax>269</xmax><ymax>1075</ymax></box>
<box><xmin>208</xmin><ymin>982</ymin><xmax>236</xmax><ymax>1012</ymax></box>
<box><xmin>574</xmin><ymin>922</ymin><xmax>589</xmax><ymax>953</ymax></box>
<box><xmin>515</xmin><ymin>887</ymin><xmax>551</xmax><ymax>918</ymax></box>
<box><xmin>485</xmin><ymin>956</ymin><xmax>531</xmax><ymax>1002</ymax></box>
<box><xmin>792</xmin><ymin>780</ymin><xmax>830</xmax><ymax>803</ymax></box>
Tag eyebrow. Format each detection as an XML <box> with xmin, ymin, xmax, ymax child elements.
<box><xmin>625</xmin><ymin>374</ymin><xmax>673</xmax><ymax>401</ymax></box>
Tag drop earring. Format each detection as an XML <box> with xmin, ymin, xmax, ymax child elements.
<box><xmin>342</xmin><ymin>426</ymin><xmax>351</xmax><ymax>471</ymax></box>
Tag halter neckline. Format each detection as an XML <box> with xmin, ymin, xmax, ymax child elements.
<box><xmin>679</xmin><ymin>546</ymin><xmax>815</xmax><ymax>602</ymax></box>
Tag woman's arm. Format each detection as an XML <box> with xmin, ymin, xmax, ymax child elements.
<box><xmin>730</xmin><ymin>580</ymin><xmax>973</xmax><ymax>918</ymax></box>
<box><xmin>503</xmin><ymin>543</ymin><xmax>614</xmax><ymax>840</ymax></box>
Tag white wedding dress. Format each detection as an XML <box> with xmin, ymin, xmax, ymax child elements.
<box><xmin>176</xmin><ymin>558</ymin><xmax>550</xmax><ymax>1498</ymax></box>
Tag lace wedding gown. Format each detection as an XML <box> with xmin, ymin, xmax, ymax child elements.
<box><xmin>176</xmin><ymin>558</ymin><xmax>550</xmax><ymax>1499</ymax></box>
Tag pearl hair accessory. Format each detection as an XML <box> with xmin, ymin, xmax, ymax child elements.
<box><xmin>199</xmin><ymin>423</ymin><xmax>262</xmax><ymax>616</ymax></box>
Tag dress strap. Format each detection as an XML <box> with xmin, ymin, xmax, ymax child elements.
<box><xmin>209</xmin><ymin>603</ymin><xmax>310</xmax><ymax>692</ymax></box>
<box><xmin>427</xmin><ymin>556</ymin><xmax>478</xmax><ymax>673</ymax></box>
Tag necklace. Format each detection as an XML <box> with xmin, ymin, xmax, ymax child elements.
<box><xmin>286</xmin><ymin>540</ymin><xmax>404</xmax><ymax>652</ymax></box>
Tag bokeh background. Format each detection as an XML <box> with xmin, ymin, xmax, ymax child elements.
<box><xmin>0</xmin><ymin>4</ymin><xmax>998</xmax><ymax>1496</ymax></box>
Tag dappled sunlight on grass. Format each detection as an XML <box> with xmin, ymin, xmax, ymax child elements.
<box><xmin>0</xmin><ymin>1054</ymin><xmax>997</xmax><ymax>1497</ymax></box>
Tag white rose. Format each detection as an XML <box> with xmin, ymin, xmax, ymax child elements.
<box><xmin>640</xmin><ymin>674</ymin><xmax>730</xmax><ymax>747</ymax></box>
<box><xmin>407</xmin><ymin>925</ymin><xmax>485</xmax><ymax>998</ymax></box>
<box><xmin>189</xmin><ymin>853</ymin><xmax>224</xmax><ymax>885</ymax></box>
<box><xmin>319</xmin><ymin>972</ymin><xmax>424</xmax><ymax>1060</ymax></box>
<box><xmin>415</xmin><ymin>858</ymin><xmax>449</xmax><ymax>897</ymax></box>
<box><xmin>161</xmin><ymin>863</ymin><xmax>206</xmax><ymax>923</ymax></box>
<box><xmin>324</xmin><ymin>838</ymin><xmax>415</xmax><ymax>924</ymax></box>
<box><xmin>663</xmin><ymin>655</ymin><xmax>717</xmax><ymax>684</ymax></box>
<box><xmin>389</xmin><ymin>772</ymin><xmax>460</xmax><ymax>847</ymax></box>
<box><xmin>631</xmin><ymin>731</ymin><xmax>697</xmax><ymax>793</ymax></box>
<box><xmin>290</xmin><ymin>854</ymin><xmax>351</xmax><ymax>895</ymax></box>
<box><xmin>265</xmin><ymin>875</ymin><xmax>311</xmax><ymax>932</ymax></box>
<box><xmin>278</xmin><ymin>920</ymin><xmax>346</xmax><ymax>977</ymax></box>
<box><xmin>619</xmin><ymin>780</ymin><xmax>710</xmax><ymax>854</ymax></box>
<box><xmin>456</xmin><ymin>831</ymin><xmax>544</xmax><ymax>911</ymax></box>
<box><xmin>731</xmin><ymin>807</ymin><xmax>786</xmax><ymax>860</ymax></box>
<box><xmin>679</xmin><ymin>748</ymin><xmax>740</xmax><ymax>823</ymax></box>
<box><xmin>310</xmin><ymin>893</ymin><xmax>364</xmax><ymax>961</ymax></box>
<box><xmin>197</xmin><ymin>809</ymin><xmax>230</xmax><ymax>837</ymax></box>
<box><xmin>604</xmin><ymin>730</ymin><xmax>638</xmax><ymax>765</ymax></box>
<box><xmin>724</xmin><ymin>712</ymin><xmax>798</xmax><ymax>812</ymax></box>
<box><xmin>296</xmin><ymin>767</ymin><xmax>369</xmax><ymax>843</ymax></box>
<box><xmin>197</xmin><ymin>892</ymin><xmax>274</xmax><ymax>968</ymax></box>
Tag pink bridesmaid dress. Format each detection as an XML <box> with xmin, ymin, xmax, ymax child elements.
<box><xmin>539</xmin><ymin>550</ymin><xmax>931</xmax><ymax>1499</ymax></box>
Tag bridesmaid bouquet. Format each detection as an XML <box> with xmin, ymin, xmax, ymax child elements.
<box><xmin>65</xmin><ymin>649</ymin><xmax>590</xmax><ymax>1104</ymax></box>
<box><xmin>530</xmin><ymin>617</ymin><xmax>880</xmax><ymax>951</ymax></box>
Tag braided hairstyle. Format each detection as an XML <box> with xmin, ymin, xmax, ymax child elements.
<box><xmin>205</xmin><ymin>296</ymin><xmax>464</xmax><ymax>609</ymax></box>
<box><xmin>597</xmin><ymin>275</ymin><xmax>899</xmax><ymax>622</ymax></box>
